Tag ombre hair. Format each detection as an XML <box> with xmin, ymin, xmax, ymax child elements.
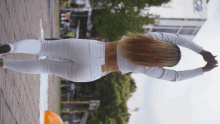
<box><xmin>118</xmin><ymin>32</ymin><xmax>181</xmax><ymax>67</ymax></box>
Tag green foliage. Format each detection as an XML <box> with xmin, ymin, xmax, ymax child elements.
<box><xmin>60</xmin><ymin>102</ymin><xmax>64</xmax><ymax>112</ymax></box>
<box><xmin>91</xmin><ymin>2</ymin><xmax>157</xmax><ymax>41</ymax></box>
<box><xmin>59</xmin><ymin>2</ymin><xmax>69</xmax><ymax>7</ymax></box>
<box><xmin>62</xmin><ymin>115</ymin><xmax>69</xmax><ymax>121</ymax></box>
<box><xmin>66</xmin><ymin>32</ymin><xmax>75</xmax><ymax>38</ymax></box>
<box><xmin>103</xmin><ymin>0</ymin><xmax>171</xmax><ymax>10</ymax></box>
<box><xmin>83</xmin><ymin>72</ymin><xmax>136</xmax><ymax>124</ymax></box>
<box><xmin>105</xmin><ymin>118</ymin><xmax>116</xmax><ymax>124</ymax></box>
<box><xmin>98</xmin><ymin>121</ymin><xmax>104</xmax><ymax>124</ymax></box>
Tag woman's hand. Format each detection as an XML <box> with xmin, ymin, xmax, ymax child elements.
<box><xmin>202</xmin><ymin>59</ymin><xmax>218</xmax><ymax>73</ymax></box>
<box><xmin>201</xmin><ymin>50</ymin><xmax>216</xmax><ymax>62</ymax></box>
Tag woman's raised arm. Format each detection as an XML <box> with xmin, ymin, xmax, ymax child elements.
<box><xmin>144</xmin><ymin>32</ymin><xmax>203</xmax><ymax>54</ymax></box>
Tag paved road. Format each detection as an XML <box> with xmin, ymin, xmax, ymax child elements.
<box><xmin>0</xmin><ymin>0</ymin><xmax>60</xmax><ymax>124</ymax></box>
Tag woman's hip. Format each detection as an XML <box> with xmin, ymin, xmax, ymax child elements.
<box><xmin>71</xmin><ymin>60</ymin><xmax>107</xmax><ymax>82</ymax></box>
<box><xmin>63</xmin><ymin>39</ymin><xmax>105</xmax><ymax>65</ymax></box>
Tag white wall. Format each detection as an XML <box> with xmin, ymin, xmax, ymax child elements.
<box><xmin>143</xmin><ymin>0</ymin><xmax>207</xmax><ymax>19</ymax></box>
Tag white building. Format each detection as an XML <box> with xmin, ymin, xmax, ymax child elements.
<box><xmin>142</xmin><ymin>0</ymin><xmax>208</xmax><ymax>40</ymax></box>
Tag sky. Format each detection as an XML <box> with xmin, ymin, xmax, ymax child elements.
<box><xmin>127</xmin><ymin>0</ymin><xmax>220</xmax><ymax>124</ymax></box>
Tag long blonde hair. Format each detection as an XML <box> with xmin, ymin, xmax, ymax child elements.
<box><xmin>118</xmin><ymin>32</ymin><xmax>181</xmax><ymax>67</ymax></box>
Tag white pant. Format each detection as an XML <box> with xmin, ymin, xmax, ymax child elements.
<box><xmin>2</xmin><ymin>38</ymin><xmax>107</xmax><ymax>82</ymax></box>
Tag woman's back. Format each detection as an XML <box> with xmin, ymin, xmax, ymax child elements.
<box><xmin>104</xmin><ymin>41</ymin><xmax>120</xmax><ymax>73</ymax></box>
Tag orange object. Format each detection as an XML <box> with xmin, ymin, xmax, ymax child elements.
<box><xmin>64</xmin><ymin>13</ymin><xmax>70</xmax><ymax>20</ymax></box>
<box><xmin>44</xmin><ymin>110</ymin><xmax>64</xmax><ymax>124</ymax></box>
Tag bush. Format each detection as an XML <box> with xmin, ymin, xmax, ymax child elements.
<box><xmin>60</xmin><ymin>102</ymin><xmax>64</xmax><ymax>111</ymax></box>
<box><xmin>66</xmin><ymin>32</ymin><xmax>75</xmax><ymax>38</ymax></box>
<box><xmin>60</xmin><ymin>2</ymin><xmax>69</xmax><ymax>7</ymax></box>
<box><xmin>62</xmin><ymin>115</ymin><xmax>69</xmax><ymax>121</ymax></box>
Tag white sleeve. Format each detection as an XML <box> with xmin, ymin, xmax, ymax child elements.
<box><xmin>144</xmin><ymin>32</ymin><xmax>203</xmax><ymax>54</ymax></box>
<box><xmin>133</xmin><ymin>65</ymin><xmax>204</xmax><ymax>82</ymax></box>
<box><xmin>137</xmin><ymin>32</ymin><xmax>204</xmax><ymax>82</ymax></box>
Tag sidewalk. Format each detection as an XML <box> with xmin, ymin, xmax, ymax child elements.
<box><xmin>0</xmin><ymin>0</ymin><xmax>60</xmax><ymax>124</ymax></box>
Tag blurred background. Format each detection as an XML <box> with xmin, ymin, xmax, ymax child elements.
<box><xmin>48</xmin><ymin>0</ymin><xmax>219</xmax><ymax>124</ymax></box>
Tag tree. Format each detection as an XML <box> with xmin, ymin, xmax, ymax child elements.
<box><xmin>96</xmin><ymin>0</ymin><xmax>171</xmax><ymax>17</ymax></box>
<box><xmin>105</xmin><ymin>118</ymin><xmax>117</xmax><ymax>124</ymax></box>
<box><xmin>91</xmin><ymin>8</ymin><xmax>155</xmax><ymax>41</ymax></box>
<box><xmin>91</xmin><ymin>0</ymin><xmax>169</xmax><ymax>41</ymax></box>
<box><xmin>75</xmin><ymin>72</ymin><xmax>137</xmax><ymax>124</ymax></box>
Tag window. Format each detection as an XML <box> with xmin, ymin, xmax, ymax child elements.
<box><xmin>144</xmin><ymin>28</ymin><xmax>150</xmax><ymax>32</ymax></box>
<box><xmin>193</xmin><ymin>28</ymin><xmax>200</xmax><ymax>35</ymax></box>
<box><xmin>178</xmin><ymin>26</ymin><xmax>201</xmax><ymax>35</ymax></box>
<box><xmin>156</xmin><ymin>18</ymin><xmax>206</xmax><ymax>21</ymax></box>
<box><xmin>156</xmin><ymin>18</ymin><xmax>185</xmax><ymax>21</ymax></box>
<box><xmin>155</xmin><ymin>25</ymin><xmax>180</xmax><ymax>28</ymax></box>
<box><xmin>185</xmin><ymin>18</ymin><xmax>206</xmax><ymax>21</ymax></box>
<box><xmin>179</xmin><ymin>28</ymin><xmax>195</xmax><ymax>35</ymax></box>
<box><xmin>182</xmin><ymin>26</ymin><xmax>201</xmax><ymax>28</ymax></box>
<box><xmin>152</xmin><ymin>28</ymin><xmax>178</xmax><ymax>33</ymax></box>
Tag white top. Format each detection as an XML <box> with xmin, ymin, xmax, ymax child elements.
<box><xmin>117</xmin><ymin>32</ymin><xmax>204</xmax><ymax>82</ymax></box>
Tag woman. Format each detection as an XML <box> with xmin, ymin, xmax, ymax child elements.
<box><xmin>0</xmin><ymin>32</ymin><xmax>218</xmax><ymax>82</ymax></box>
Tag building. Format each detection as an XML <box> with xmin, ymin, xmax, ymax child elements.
<box><xmin>142</xmin><ymin>0</ymin><xmax>208</xmax><ymax>40</ymax></box>
<box><xmin>60</xmin><ymin>79</ymin><xmax>100</xmax><ymax>124</ymax></box>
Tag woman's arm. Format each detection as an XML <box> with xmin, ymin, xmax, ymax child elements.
<box><xmin>133</xmin><ymin>65</ymin><xmax>204</xmax><ymax>82</ymax></box>
<box><xmin>139</xmin><ymin>32</ymin><xmax>205</xmax><ymax>82</ymax></box>
<box><xmin>144</xmin><ymin>32</ymin><xmax>203</xmax><ymax>54</ymax></box>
